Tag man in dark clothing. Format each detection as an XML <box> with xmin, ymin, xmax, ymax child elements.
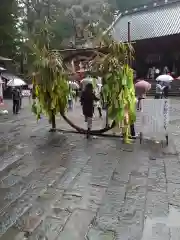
<box><xmin>12</xmin><ymin>88</ymin><xmax>20</xmax><ymax>114</ymax></box>
<box><xmin>81</xmin><ymin>83</ymin><xmax>99</xmax><ymax>139</ymax></box>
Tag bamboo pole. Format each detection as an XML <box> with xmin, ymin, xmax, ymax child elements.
<box><xmin>128</xmin><ymin>21</ymin><xmax>132</xmax><ymax>67</ymax></box>
<box><xmin>127</xmin><ymin>21</ymin><xmax>136</xmax><ymax>138</ymax></box>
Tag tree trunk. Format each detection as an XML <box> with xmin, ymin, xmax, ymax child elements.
<box><xmin>51</xmin><ymin>110</ymin><xmax>56</xmax><ymax>130</ymax></box>
<box><xmin>105</xmin><ymin>107</ymin><xmax>109</xmax><ymax>127</ymax></box>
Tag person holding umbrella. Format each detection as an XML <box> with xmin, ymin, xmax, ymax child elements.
<box><xmin>135</xmin><ymin>77</ymin><xmax>151</xmax><ymax>110</ymax></box>
<box><xmin>12</xmin><ymin>87</ymin><xmax>21</xmax><ymax>114</ymax></box>
<box><xmin>155</xmin><ymin>74</ymin><xmax>173</xmax><ymax>99</ymax></box>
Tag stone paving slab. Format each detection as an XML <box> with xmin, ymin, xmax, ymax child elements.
<box><xmin>0</xmin><ymin>99</ymin><xmax>180</xmax><ymax>239</ymax></box>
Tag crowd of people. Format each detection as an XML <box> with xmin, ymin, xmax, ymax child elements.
<box><xmin>147</xmin><ymin>66</ymin><xmax>171</xmax><ymax>79</ymax></box>
<box><xmin>135</xmin><ymin>68</ymin><xmax>173</xmax><ymax>109</ymax></box>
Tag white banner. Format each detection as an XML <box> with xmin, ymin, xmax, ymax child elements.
<box><xmin>140</xmin><ymin>99</ymin><xmax>169</xmax><ymax>134</ymax></box>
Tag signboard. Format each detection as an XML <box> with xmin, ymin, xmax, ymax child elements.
<box><xmin>22</xmin><ymin>90</ymin><xmax>31</xmax><ymax>97</ymax></box>
<box><xmin>141</xmin><ymin>99</ymin><xmax>169</xmax><ymax>134</ymax></box>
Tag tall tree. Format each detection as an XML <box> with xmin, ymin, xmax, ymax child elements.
<box><xmin>115</xmin><ymin>0</ymin><xmax>154</xmax><ymax>11</ymax></box>
<box><xmin>17</xmin><ymin>0</ymin><xmax>115</xmax><ymax>48</ymax></box>
<box><xmin>0</xmin><ymin>0</ymin><xmax>18</xmax><ymax>58</ymax></box>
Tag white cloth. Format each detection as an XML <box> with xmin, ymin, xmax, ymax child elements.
<box><xmin>68</xmin><ymin>94</ymin><xmax>72</xmax><ymax>100</ymax></box>
<box><xmin>94</xmin><ymin>86</ymin><xmax>101</xmax><ymax>108</ymax></box>
<box><xmin>96</xmin><ymin>101</ymin><xmax>101</xmax><ymax>108</ymax></box>
<box><xmin>87</xmin><ymin>117</ymin><xmax>92</xmax><ymax>129</ymax></box>
<box><xmin>155</xmin><ymin>69</ymin><xmax>160</xmax><ymax>74</ymax></box>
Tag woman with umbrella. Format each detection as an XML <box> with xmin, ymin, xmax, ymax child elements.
<box><xmin>135</xmin><ymin>77</ymin><xmax>151</xmax><ymax>110</ymax></box>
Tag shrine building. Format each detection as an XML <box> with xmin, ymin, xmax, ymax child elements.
<box><xmin>111</xmin><ymin>0</ymin><xmax>180</xmax><ymax>77</ymax></box>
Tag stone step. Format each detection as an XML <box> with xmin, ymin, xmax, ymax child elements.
<box><xmin>147</xmin><ymin>91</ymin><xmax>180</xmax><ymax>96</ymax></box>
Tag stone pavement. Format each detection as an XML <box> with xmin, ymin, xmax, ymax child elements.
<box><xmin>0</xmin><ymin>98</ymin><xmax>180</xmax><ymax>239</ymax></box>
<box><xmin>55</xmin><ymin>98</ymin><xmax>180</xmax><ymax>137</ymax></box>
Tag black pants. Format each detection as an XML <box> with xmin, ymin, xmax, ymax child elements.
<box><xmin>163</xmin><ymin>87</ymin><xmax>169</xmax><ymax>98</ymax></box>
<box><xmin>13</xmin><ymin>100</ymin><xmax>19</xmax><ymax>114</ymax></box>
<box><xmin>130</xmin><ymin>124</ymin><xmax>136</xmax><ymax>137</ymax></box>
<box><xmin>155</xmin><ymin>94</ymin><xmax>162</xmax><ymax>99</ymax></box>
<box><xmin>19</xmin><ymin>98</ymin><xmax>22</xmax><ymax>108</ymax></box>
<box><xmin>97</xmin><ymin>107</ymin><xmax>102</xmax><ymax>118</ymax></box>
<box><xmin>137</xmin><ymin>97</ymin><xmax>145</xmax><ymax>110</ymax></box>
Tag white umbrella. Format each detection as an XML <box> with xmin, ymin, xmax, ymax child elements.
<box><xmin>156</xmin><ymin>74</ymin><xmax>173</xmax><ymax>82</ymax></box>
<box><xmin>81</xmin><ymin>77</ymin><xmax>93</xmax><ymax>84</ymax></box>
<box><xmin>81</xmin><ymin>77</ymin><xmax>93</xmax><ymax>90</ymax></box>
<box><xmin>0</xmin><ymin>67</ymin><xmax>6</xmax><ymax>71</ymax></box>
<box><xmin>7</xmin><ymin>78</ymin><xmax>26</xmax><ymax>87</ymax></box>
<box><xmin>69</xmin><ymin>81</ymin><xmax>79</xmax><ymax>89</ymax></box>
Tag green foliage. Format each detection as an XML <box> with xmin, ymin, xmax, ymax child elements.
<box><xmin>18</xmin><ymin>0</ymin><xmax>115</xmax><ymax>47</ymax></box>
<box><xmin>0</xmin><ymin>0</ymin><xmax>154</xmax><ymax>62</ymax></box>
<box><xmin>28</xmin><ymin>20</ymin><xmax>69</xmax><ymax>122</ymax></box>
<box><xmin>93</xmin><ymin>38</ymin><xmax>136</xmax><ymax>143</ymax></box>
<box><xmin>50</xmin><ymin>15</ymin><xmax>75</xmax><ymax>48</ymax></box>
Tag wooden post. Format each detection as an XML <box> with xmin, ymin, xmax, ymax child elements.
<box><xmin>105</xmin><ymin>107</ymin><xmax>109</xmax><ymax>127</ymax></box>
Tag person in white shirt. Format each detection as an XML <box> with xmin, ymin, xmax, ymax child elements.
<box><xmin>163</xmin><ymin>66</ymin><xmax>169</xmax><ymax>74</ymax></box>
<box><xmin>94</xmin><ymin>84</ymin><xmax>102</xmax><ymax>118</ymax></box>
<box><xmin>155</xmin><ymin>68</ymin><xmax>160</xmax><ymax>79</ymax></box>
